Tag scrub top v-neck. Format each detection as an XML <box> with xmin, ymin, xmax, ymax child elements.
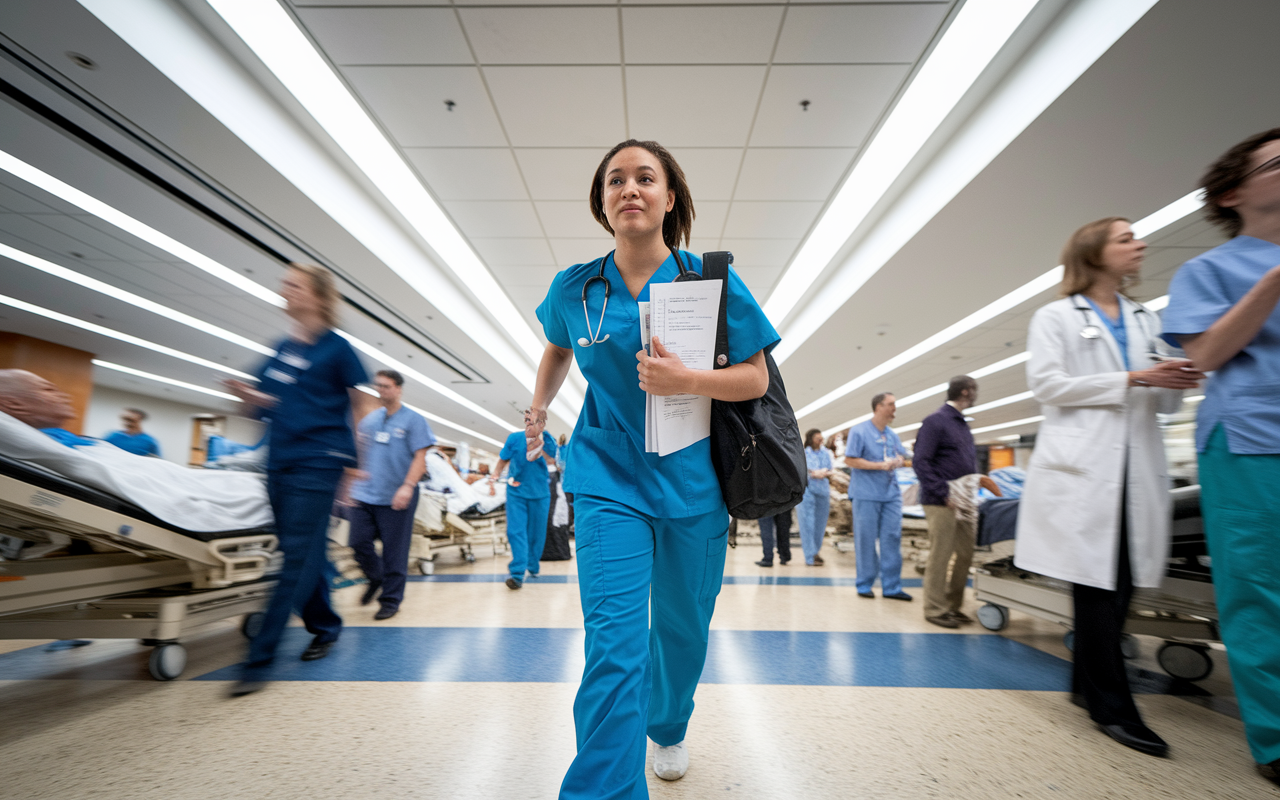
<box><xmin>537</xmin><ymin>249</ymin><xmax>779</xmax><ymax>518</ymax></box>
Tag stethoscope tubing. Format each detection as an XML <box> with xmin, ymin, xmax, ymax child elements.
<box><xmin>577</xmin><ymin>249</ymin><xmax>699</xmax><ymax>348</ymax></box>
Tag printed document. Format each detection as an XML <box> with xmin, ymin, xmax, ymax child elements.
<box><xmin>643</xmin><ymin>280</ymin><xmax>722</xmax><ymax>456</ymax></box>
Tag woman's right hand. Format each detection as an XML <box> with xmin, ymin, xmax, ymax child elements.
<box><xmin>221</xmin><ymin>378</ymin><xmax>277</xmax><ymax>408</ymax></box>
<box><xmin>1127</xmin><ymin>360</ymin><xmax>1205</xmax><ymax>390</ymax></box>
<box><xmin>524</xmin><ymin>407</ymin><xmax>548</xmax><ymax>461</ymax></box>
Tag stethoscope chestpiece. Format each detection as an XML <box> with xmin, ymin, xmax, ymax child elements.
<box><xmin>1080</xmin><ymin>325</ymin><xmax>1102</xmax><ymax>340</ymax></box>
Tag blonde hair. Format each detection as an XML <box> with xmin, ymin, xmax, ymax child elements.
<box><xmin>289</xmin><ymin>262</ymin><xmax>341</xmax><ymax>329</ymax></box>
<box><xmin>1059</xmin><ymin>217</ymin><xmax>1130</xmax><ymax>297</ymax></box>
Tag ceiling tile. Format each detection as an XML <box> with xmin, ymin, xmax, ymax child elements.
<box><xmin>0</xmin><ymin>181</ymin><xmax>61</xmax><ymax>214</ymax></box>
<box><xmin>296</xmin><ymin>7</ymin><xmax>472</xmax><ymax>65</ymax></box>
<box><xmin>404</xmin><ymin>148</ymin><xmax>528</xmax><ymax>201</ymax></box>
<box><xmin>692</xmin><ymin>201</ymin><xmax>729</xmax><ymax>242</ymax></box>
<box><xmin>485</xmin><ymin>68</ymin><xmax>626</xmax><ymax>148</ymax></box>
<box><xmin>722</xmin><ymin>201</ymin><xmax>822</xmax><ymax>240</ymax></box>
<box><xmin>344</xmin><ymin>66</ymin><xmax>507</xmax><ymax>147</ymax></box>
<box><xmin>725</xmin><ymin>238</ymin><xmax>800</xmax><ymax>271</ymax></box>
<box><xmin>459</xmin><ymin>7</ymin><xmax>619</xmax><ymax>65</ymax></box>
<box><xmin>549</xmin><ymin>238</ymin><xmax>614</xmax><ymax>266</ymax></box>
<box><xmin>471</xmin><ymin>237</ymin><xmax>556</xmax><ymax>266</ymax></box>
<box><xmin>667</xmin><ymin>148</ymin><xmax>742</xmax><ymax>202</ymax></box>
<box><xmin>535</xmin><ymin>201</ymin><xmax>606</xmax><ymax>239</ymax></box>
<box><xmin>492</xmin><ymin>265</ymin><xmax>562</xmax><ymax>287</ymax></box>
<box><xmin>621</xmin><ymin>5</ymin><xmax>783</xmax><ymax>65</ymax></box>
<box><xmin>750</xmin><ymin>64</ymin><xmax>908</xmax><ymax>147</ymax></box>
<box><xmin>732</xmin><ymin>265</ymin><xmax>781</xmax><ymax>297</ymax></box>
<box><xmin>515</xmin><ymin>149</ymin><xmax>605</xmax><ymax>201</ymax></box>
<box><xmin>774</xmin><ymin>4</ymin><xmax>949</xmax><ymax>64</ymax></box>
<box><xmin>627</xmin><ymin>66</ymin><xmax>766</xmax><ymax>147</ymax></box>
<box><xmin>445</xmin><ymin>201</ymin><xmax>544</xmax><ymax>239</ymax></box>
<box><xmin>733</xmin><ymin>149</ymin><xmax>855</xmax><ymax>201</ymax></box>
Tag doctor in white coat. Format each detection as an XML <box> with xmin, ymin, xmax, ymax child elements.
<box><xmin>1016</xmin><ymin>217</ymin><xmax>1203</xmax><ymax>758</ymax></box>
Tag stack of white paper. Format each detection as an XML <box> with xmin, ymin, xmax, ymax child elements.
<box><xmin>641</xmin><ymin>279</ymin><xmax>723</xmax><ymax>456</ymax></box>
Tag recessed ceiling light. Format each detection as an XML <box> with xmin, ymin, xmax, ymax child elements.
<box><xmin>66</xmin><ymin>52</ymin><xmax>98</xmax><ymax>70</ymax></box>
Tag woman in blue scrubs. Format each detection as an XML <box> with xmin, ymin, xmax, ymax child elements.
<box><xmin>526</xmin><ymin>140</ymin><xmax>778</xmax><ymax>799</ymax></box>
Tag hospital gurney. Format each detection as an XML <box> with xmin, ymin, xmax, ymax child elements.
<box><xmin>410</xmin><ymin>490</ymin><xmax>507</xmax><ymax>574</ymax></box>
<box><xmin>0</xmin><ymin>453</ymin><xmax>279</xmax><ymax>681</ymax></box>
<box><xmin>973</xmin><ymin>485</ymin><xmax>1220</xmax><ymax>682</ymax></box>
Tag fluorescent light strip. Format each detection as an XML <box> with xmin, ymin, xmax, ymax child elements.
<box><xmin>966</xmin><ymin>390</ymin><xmax>1035</xmax><ymax>415</ymax></box>
<box><xmin>764</xmin><ymin>0</ymin><xmax>1039</xmax><ymax>324</ymax></box>
<box><xmin>996</xmin><ymin>434</ymin><xmax>1021</xmax><ymax>441</ymax></box>
<box><xmin>356</xmin><ymin>385</ymin><xmax>500</xmax><ymax>447</ymax></box>
<box><xmin>970</xmin><ymin>415</ymin><xmax>1045</xmax><ymax>436</ymax></box>
<box><xmin>93</xmin><ymin>359</ymin><xmax>241</xmax><ymax>402</ymax></box>
<box><xmin>0</xmin><ymin>241</ymin><xmax>274</xmax><ymax>356</ymax></box>
<box><xmin>0</xmin><ymin>292</ymin><xmax>253</xmax><ymax>379</ymax></box>
<box><xmin>0</xmin><ymin>150</ymin><xmax>282</xmax><ymax>307</ymax></box>
<box><xmin>895</xmin><ymin>422</ymin><xmax>923</xmax><ymax>434</ymax></box>
<box><xmin>205</xmin><ymin>0</ymin><xmax>545</xmax><ymax>369</ymax></box>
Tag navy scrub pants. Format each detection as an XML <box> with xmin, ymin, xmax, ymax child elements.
<box><xmin>347</xmin><ymin>493</ymin><xmax>419</xmax><ymax>611</ymax></box>
<box><xmin>245</xmin><ymin>466</ymin><xmax>344</xmax><ymax>678</ymax></box>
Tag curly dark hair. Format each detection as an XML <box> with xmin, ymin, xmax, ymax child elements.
<box><xmin>1200</xmin><ymin>127</ymin><xmax>1280</xmax><ymax>237</ymax></box>
<box><xmin>589</xmin><ymin>140</ymin><xmax>695</xmax><ymax>250</ymax></box>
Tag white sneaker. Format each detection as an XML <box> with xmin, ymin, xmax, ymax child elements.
<box><xmin>652</xmin><ymin>740</ymin><xmax>689</xmax><ymax>781</ymax></box>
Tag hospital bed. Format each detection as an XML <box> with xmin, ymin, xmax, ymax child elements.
<box><xmin>973</xmin><ymin>485</ymin><xmax>1219</xmax><ymax>682</ymax></box>
<box><xmin>0</xmin><ymin>453</ymin><xmax>278</xmax><ymax>681</ymax></box>
<box><xmin>410</xmin><ymin>489</ymin><xmax>507</xmax><ymax>575</ymax></box>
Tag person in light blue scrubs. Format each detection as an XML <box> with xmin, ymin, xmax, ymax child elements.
<box><xmin>1163</xmin><ymin>129</ymin><xmax>1280</xmax><ymax>787</ymax></box>
<box><xmin>526</xmin><ymin>140</ymin><xmax>778</xmax><ymax>798</ymax></box>
<box><xmin>797</xmin><ymin>428</ymin><xmax>833</xmax><ymax>566</ymax></box>
<box><xmin>104</xmin><ymin>408</ymin><xmax>161</xmax><ymax>457</ymax></box>
<box><xmin>492</xmin><ymin>428</ymin><xmax>557</xmax><ymax>589</ymax></box>
<box><xmin>844</xmin><ymin>392</ymin><xmax>912</xmax><ymax>600</ymax></box>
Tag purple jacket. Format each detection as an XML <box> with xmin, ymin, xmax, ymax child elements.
<box><xmin>912</xmin><ymin>404</ymin><xmax>977</xmax><ymax>506</ymax></box>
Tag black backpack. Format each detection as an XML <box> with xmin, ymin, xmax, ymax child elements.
<box><xmin>701</xmin><ymin>251</ymin><xmax>807</xmax><ymax>520</ymax></box>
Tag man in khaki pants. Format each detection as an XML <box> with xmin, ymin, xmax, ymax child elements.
<box><xmin>911</xmin><ymin>376</ymin><xmax>979</xmax><ymax>628</ymax></box>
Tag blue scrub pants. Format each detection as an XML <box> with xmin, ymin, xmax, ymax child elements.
<box><xmin>507</xmin><ymin>494</ymin><xmax>550</xmax><ymax>579</ymax></box>
<box><xmin>560</xmin><ymin>496</ymin><xmax>729</xmax><ymax>800</ymax></box>
<box><xmin>347</xmin><ymin>493</ymin><xmax>419</xmax><ymax>611</ymax></box>
<box><xmin>798</xmin><ymin>482</ymin><xmax>831</xmax><ymax>564</ymax></box>
<box><xmin>1199</xmin><ymin>426</ymin><xmax>1280</xmax><ymax>765</ymax></box>
<box><xmin>853</xmin><ymin>496</ymin><xmax>904</xmax><ymax>594</ymax></box>
<box><xmin>245</xmin><ymin>466</ymin><xmax>344</xmax><ymax>678</ymax></box>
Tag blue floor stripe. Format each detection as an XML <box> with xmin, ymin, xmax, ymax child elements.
<box><xmin>406</xmin><ymin>574</ymin><xmax>959</xmax><ymax>588</ymax></box>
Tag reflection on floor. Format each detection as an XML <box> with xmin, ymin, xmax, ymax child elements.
<box><xmin>0</xmin><ymin>535</ymin><xmax>1271</xmax><ymax>799</ymax></box>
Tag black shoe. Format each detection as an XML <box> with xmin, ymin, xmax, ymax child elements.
<box><xmin>754</xmin><ymin>559</ymin><xmax>773</xmax><ymax>568</ymax></box>
<box><xmin>505</xmin><ymin>577</ymin><xmax>522</xmax><ymax>590</ymax></box>
<box><xmin>1099</xmin><ymin>723</ymin><xmax>1168</xmax><ymax>758</ymax></box>
<box><xmin>1069</xmin><ymin>692</ymin><xmax>1088</xmax><ymax>710</ymax></box>
<box><xmin>812</xmin><ymin>555</ymin><xmax>825</xmax><ymax>566</ymax></box>
<box><xmin>229</xmin><ymin>679</ymin><xmax>266</xmax><ymax>697</ymax></box>
<box><xmin>301</xmin><ymin>639</ymin><xmax>334</xmax><ymax>661</ymax></box>
<box><xmin>361</xmin><ymin>580</ymin><xmax>382</xmax><ymax>606</ymax></box>
<box><xmin>926</xmin><ymin>615</ymin><xmax>960</xmax><ymax>629</ymax></box>
<box><xmin>884</xmin><ymin>592</ymin><xmax>914</xmax><ymax>601</ymax></box>
<box><xmin>374</xmin><ymin>606</ymin><xmax>397</xmax><ymax>621</ymax></box>
<box><xmin>946</xmin><ymin>610</ymin><xmax>973</xmax><ymax>624</ymax></box>
<box><xmin>1258</xmin><ymin>759</ymin><xmax>1280</xmax><ymax>787</ymax></box>
<box><xmin>858</xmin><ymin>591</ymin><xmax>875</xmax><ymax>598</ymax></box>
<box><xmin>779</xmin><ymin>559</ymin><xmax>790</xmax><ymax>565</ymax></box>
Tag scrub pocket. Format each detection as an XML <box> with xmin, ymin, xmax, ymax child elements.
<box><xmin>699</xmin><ymin>527</ymin><xmax>729</xmax><ymax>605</ymax></box>
<box><xmin>1216</xmin><ymin>509</ymin><xmax>1280</xmax><ymax>587</ymax></box>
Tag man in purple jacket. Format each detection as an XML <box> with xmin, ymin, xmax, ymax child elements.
<box><xmin>912</xmin><ymin>376</ymin><xmax>979</xmax><ymax>628</ymax></box>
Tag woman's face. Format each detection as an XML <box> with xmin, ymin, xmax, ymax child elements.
<box><xmin>602</xmin><ymin>147</ymin><xmax>675</xmax><ymax>242</ymax></box>
<box><xmin>1097</xmin><ymin>221</ymin><xmax>1146</xmax><ymax>278</ymax></box>
<box><xmin>807</xmin><ymin>433</ymin><xmax>823</xmax><ymax>449</ymax></box>
<box><xmin>281</xmin><ymin>268</ymin><xmax>319</xmax><ymax>319</ymax></box>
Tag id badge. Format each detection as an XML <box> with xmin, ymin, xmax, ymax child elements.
<box><xmin>375</xmin><ymin>431</ymin><xmax>391</xmax><ymax>444</ymax></box>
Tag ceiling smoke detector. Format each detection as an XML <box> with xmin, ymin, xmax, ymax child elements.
<box><xmin>66</xmin><ymin>52</ymin><xmax>98</xmax><ymax>70</ymax></box>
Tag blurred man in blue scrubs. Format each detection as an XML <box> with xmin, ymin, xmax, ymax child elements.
<box><xmin>844</xmin><ymin>392</ymin><xmax>912</xmax><ymax>599</ymax></box>
<box><xmin>491</xmin><ymin>428</ymin><xmax>557</xmax><ymax>589</ymax></box>
<box><xmin>105</xmin><ymin>408</ymin><xmax>160</xmax><ymax>457</ymax></box>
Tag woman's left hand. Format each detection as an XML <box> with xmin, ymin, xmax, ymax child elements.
<box><xmin>637</xmin><ymin>337</ymin><xmax>691</xmax><ymax>396</ymax></box>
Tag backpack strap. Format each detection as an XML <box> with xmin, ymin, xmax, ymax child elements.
<box><xmin>702</xmin><ymin>251</ymin><xmax>732</xmax><ymax>370</ymax></box>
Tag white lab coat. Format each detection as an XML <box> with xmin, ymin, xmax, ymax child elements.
<box><xmin>1014</xmin><ymin>295</ymin><xmax>1182</xmax><ymax>590</ymax></box>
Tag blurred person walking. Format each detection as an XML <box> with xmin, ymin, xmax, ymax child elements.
<box><xmin>1017</xmin><ymin>218</ymin><xmax>1199</xmax><ymax>758</ymax></box>
<box><xmin>223</xmin><ymin>263</ymin><xmax>369</xmax><ymax>696</ymax></box>
<box><xmin>1163</xmin><ymin>129</ymin><xmax>1280</xmax><ymax>786</ymax></box>
<box><xmin>348</xmin><ymin>369</ymin><xmax>434</xmax><ymax>620</ymax></box>
<box><xmin>914</xmin><ymin>378</ymin><xmax>979</xmax><ymax>626</ymax></box>
<box><xmin>755</xmin><ymin>507</ymin><xmax>793</xmax><ymax>567</ymax></box>
<box><xmin>844</xmin><ymin>393</ymin><xmax>911</xmax><ymax>597</ymax></box>
<box><xmin>491</xmin><ymin>427</ymin><xmax>558</xmax><ymax>589</ymax></box>
<box><xmin>796</xmin><ymin>429</ymin><xmax>834</xmax><ymax>568</ymax></box>
<box><xmin>105</xmin><ymin>408</ymin><xmax>160</xmax><ymax>457</ymax></box>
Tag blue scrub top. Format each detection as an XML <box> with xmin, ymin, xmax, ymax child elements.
<box><xmin>804</xmin><ymin>446</ymin><xmax>834</xmax><ymax>491</ymax></box>
<box><xmin>41</xmin><ymin>428</ymin><xmax>97</xmax><ymax>448</ymax></box>
<box><xmin>255</xmin><ymin>329</ymin><xmax>369</xmax><ymax>470</ymax></box>
<box><xmin>1082</xmin><ymin>294</ymin><xmax>1130</xmax><ymax>370</ymax></box>
<box><xmin>1163</xmin><ymin>235</ymin><xmax>1280</xmax><ymax>454</ymax></box>
<box><xmin>105</xmin><ymin>430</ymin><xmax>161</xmax><ymax>457</ymax></box>
<box><xmin>844</xmin><ymin>420</ymin><xmax>906</xmax><ymax>501</ymax></box>
<box><xmin>500</xmin><ymin>429</ymin><xmax>557</xmax><ymax>500</ymax></box>
<box><xmin>537</xmin><ymin>250</ymin><xmax>779</xmax><ymax>518</ymax></box>
<box><xmin>351</xmin><ymin>405</ymin><xmax>435</xmax><ymax>505</ymax></box>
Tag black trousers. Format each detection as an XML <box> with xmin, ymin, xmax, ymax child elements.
<box><xmin>1071</xmin><ymin>500</ymin><xmax>1142</xmax><ymax>727</ymax></box>
<box><xmin>758</xmin><ymin>509</ymin><xmax>793</xmax><ymax>564</ymax></box>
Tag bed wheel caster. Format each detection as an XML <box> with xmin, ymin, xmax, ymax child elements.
<box><xmin>241</xmin><ymin>612</ymin><xmax>265</xmax><ymax>640</ymax></box>
<box><xmin>465</xmin><ymin>552</ymin><xmax>476</xmax><ymax>564</ymax></box>
<box><xmin>1063</xmin><ymin>631</ymin><xmax>1074</xmax><ymax>653</ymax></box>
<box><xmin>1157</xmin><ymin>642</ymin><xmax>1213</xmax><ymax>681</ymax></box>
<box><xmin>148</xmin><ymin>643</ymin><xmax>187</xmax><ymax>681</ymax></box>
<box><xmin>418</xmin><ymin>558</ymin><xmax>435</xmax><ymax>576</ymax></box>
<box><xmin>977</xmin><ymin>603</ymin><xmax>1008</xmax><ymax>631</ymax></box>
<box><xmin>1120</xmin><ymin>633</ymin><xmax>1139</xmax><ymax>660</ymax></box>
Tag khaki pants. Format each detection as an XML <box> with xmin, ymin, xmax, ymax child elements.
<box><xmin>923</xmin><ymin>504</ymin><xmax>975</xmax><ymax>619</ymax></box>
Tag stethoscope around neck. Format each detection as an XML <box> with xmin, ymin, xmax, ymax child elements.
<box><xmin>1072</xmin><ymin>294</ymin><xmax>1156</xmax><ymax>353</ymax></box>
<box><xmin>577</xmin><ymin>248</ymin><xmax>700</xmax><ymax>348</ymax></box>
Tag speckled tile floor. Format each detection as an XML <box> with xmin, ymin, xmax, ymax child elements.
<box><xmin>0</xmin><ymin>535</ymin><xmax>1273</xmax><ymax>799</ymax></box>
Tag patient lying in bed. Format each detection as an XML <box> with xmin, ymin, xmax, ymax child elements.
<box><xmin>0</xmin><ymin>370</ymin><xmax>272</xmax><ymax>533</ymax></box>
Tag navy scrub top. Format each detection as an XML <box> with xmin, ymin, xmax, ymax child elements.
<box><xmin>536</xmin><ymin>250</ymin><xmax>779</xmax><ymax>519</ymax></box>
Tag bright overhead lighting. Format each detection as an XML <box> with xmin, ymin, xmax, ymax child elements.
<box><xmin>203</xmin><ymin>0</ymin><xmax>544</xmax><ymax>369</ymax></box>
<box><xmin>996</xmin><ymin>434</ymin><xmax>1021</xmax><ymax>441</ymax></box>
<box><xmin>355</xmin><ymin>385</ymin><xmax>501</xmax><ymax>447</ymax></box>
<box><xmin>970</xmin><ymin>415</ymin><xmax>1044</xmax><ymax>436</ymax></box>
<box><xmin>764</xmin><ymin>0</ymin><xmax>1039</xmax><ymax>325</ymax></box>
<box><xmin>0</xmin><ymin>149</ymin><xmax>282</xmax><ymax>307</ymax></box>
<box><xmin>93</xmin><ymin>359</ymin><xmax>241</xmax><ymax>402</ymax></box>
<box><xmin>967</xmin><ymin>390</ymin><xmax>1035</xmax><ymax>415</ymax></box>
<box><xmin>895</xmin><ymin>421</ymin><xmax>924</xmax><ymax>434</ymax></box>
<box><xmin>1131</xmin><ymin>191</ymin><xmax>1205</xmax><ymax>238</ymax></box>
<box><xmin>0</xmin><ymin>292</ymin><xmax>253</xmax><ymax>379</ymax></box>
<box><xmin>0</xmin><ymin>241</ymin><xmax>274</xmax><ymax>356</ymax></box>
